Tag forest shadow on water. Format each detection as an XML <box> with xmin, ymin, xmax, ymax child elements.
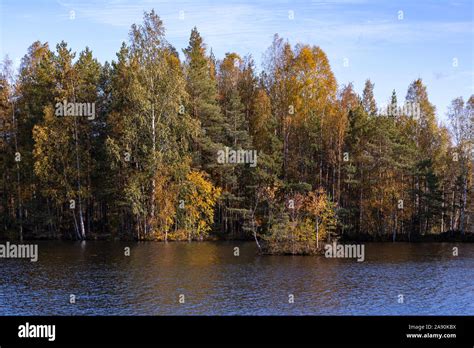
<box><xmin>0</xmin><ymin>241</ymin><xmax>472</xmax><ymax>315</ymax></box>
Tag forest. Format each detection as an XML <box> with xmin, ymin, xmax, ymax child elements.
<box><xmin>0</xmin><ymin>10</ymin><xmax>473</xmax><ymax>254</ymax></box>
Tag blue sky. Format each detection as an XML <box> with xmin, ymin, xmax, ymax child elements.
<box><xmin>1</xmin><ymin>0</ymin><xmax>472</xmax><ymax>121</ymax></box>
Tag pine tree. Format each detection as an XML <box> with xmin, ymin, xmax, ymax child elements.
<box><xmin>362</xmin><ymin>79</ymin><xmax>377</xmax><ymax>116</ymax></box>
<box><xmin>390</xmin><ymin>89</ymin><xmax>398</xmax><ymax>114</ymax></box>
<box><xmin>10</xmin><ymin>43</ymin><xmax>57</xmax><ymax>238</ymax></box>
<box><xmin>215</xmin><ymin>53</ymin><xmax>253</xmax><ymax>237</ymax></box>
<box><xmin>32</xmin><ymin>42</ymin><xmax>99</xmax><ymax>240</ymax></box>
<box><xmin>183</xmin><ymin>27</ymin><xmax>225</xmax><ymax>176</ymax></box>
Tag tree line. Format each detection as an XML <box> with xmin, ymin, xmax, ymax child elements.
<box><xmin>0</xmin><ymin>10</ymin><xmax>472</xmax><ymax>253</ymax></box>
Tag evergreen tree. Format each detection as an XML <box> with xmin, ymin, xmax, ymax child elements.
<box><xmin>183</xmin><ymin>27</ymin><xmax>225</xmax><ymax>176</ymax></box>
<box><xmin>362</xmin><ymin>79</ymin><xmax>377</xmax><ymax>116</ymax></box>
<box><xmin>1</xmin><ymin>15</ymin><xmax>470</xmax><ymax>249</ymax></box>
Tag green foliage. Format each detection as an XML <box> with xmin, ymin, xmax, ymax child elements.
<box><xmin>1</xmin><ymin>9</ymin><xmax>471</xmax><ymax>250</ymax></box>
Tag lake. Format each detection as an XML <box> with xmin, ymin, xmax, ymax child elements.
<box><xmin>0</xmin><ymin>241</ymin><xmax>473</xmax><ymax>315</ymax></box>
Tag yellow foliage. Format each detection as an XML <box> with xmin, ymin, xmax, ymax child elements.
<box><xmin>182</xmin><ymin>170</ymin><xmax>221</xmax><ymax>239</ymax></box>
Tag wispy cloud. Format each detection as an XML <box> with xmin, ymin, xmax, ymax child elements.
<box><xmin>54</xmin><ymin>0</ymin><xmax>472</xmax><ymax>48</ymax></box>
<box><xmin>1</xmin><ymin>0</ymin><xmax>472</xmax><ymax>119</ymax></box>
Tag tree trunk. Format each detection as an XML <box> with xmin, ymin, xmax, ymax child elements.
<box><xmin>149</xmin><ymin>87</ymin><xmax>156</xmax><ymax>236</ymax></box>
<box><xmin>73</xmin><ymin>115</ymin><xmax>86</xmax><ymax>240</ymax></box>
<box><xmin>12</xmin><ymin>103</ymin><xmax>23</xmax><ymax>241</ymax></box>
<box><xmin>316</xmin><ymin>219</ymin><xmax>319</xmax><ymax>249</ymax></box>
<box><xmin>460</xmin><ymin>174</ymin><xmax>468</xmax><ymax>235</ymax></box>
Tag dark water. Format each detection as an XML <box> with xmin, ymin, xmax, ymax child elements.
<box><xmin>0</xmin><ymin>241</ymin><xmax>473</xmax><ymax>315</ymax></box>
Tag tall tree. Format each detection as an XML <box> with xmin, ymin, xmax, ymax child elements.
<box><xmin>362</xmin><ymin>79</ymin><xmax>377</xmax><ymax>116</ymax></box>
<box><xmin>183</xmin><ymin>27</ymin><xmax>225</xmax><ymax>176</ymax></box>
<box><xmin>448</xmin><ymin>96</ymin><xmax>473</xmax><ymax>234</ymax></box>
<box><xmin>106</xmin><ymin>11</ymin><xmax>198</xmax><ymax>239</ymax></box>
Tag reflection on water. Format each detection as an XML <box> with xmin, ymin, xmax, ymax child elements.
<box><xmin>0</xmin><ymin>241</ymin><xmax>473</xmax><ymax>315</ymax></box>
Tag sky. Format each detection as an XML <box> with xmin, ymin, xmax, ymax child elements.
<box><xmin>0</xmin><ymin>0</ymin><xmax>473</xmax><ymax>122</ymax></box>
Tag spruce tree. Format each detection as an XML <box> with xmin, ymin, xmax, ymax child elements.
<box><xmin>362</xmin><ymin>79</ymin><xmax>377</xmax><ymax>116</ymax></box>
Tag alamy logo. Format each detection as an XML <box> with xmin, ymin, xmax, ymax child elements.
<box><xmin>324</xmin><ymin>242</ymin><xmax>365</xmax><ymax>262</ymax></box>
<box><xmin>55</xmin><ymin>100</ymin><xmax>95</xmax><ymax>120</ymax></box>
<box><xmin>0</xmin><ymin>242</ymin><xmax>38</xmax><ymax>262</ymax></box>
<box><xmin>217</xmin><ymin>147</ymin><xmax>258</xmax><ymax>167</ymax></box>
<box><xmin>18</xmin><ymin>322</ymin><xmax>55</xmax><ymax>341</ymax></box>
<box><xmin>379</xmin><ymin>102</ymin><xmax>420</xmax><ymax>119</ymax></box>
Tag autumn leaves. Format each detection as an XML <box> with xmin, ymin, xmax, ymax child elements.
<box><xmin>0</xmin><ymin>10</ymin><xmax>472</xmax><ymax>251</ymax></box>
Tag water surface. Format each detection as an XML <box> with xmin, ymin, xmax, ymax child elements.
<box><xmin>0</xmin><ymin>241</ymin><xmax>472</xmax><ymax>315</ymax></box>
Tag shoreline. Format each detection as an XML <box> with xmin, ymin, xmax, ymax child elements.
<box><xmin>1</xmin><ymin>232</ymin><xmax>473</xmax><ymax>243</ymax></box>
